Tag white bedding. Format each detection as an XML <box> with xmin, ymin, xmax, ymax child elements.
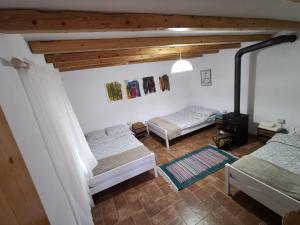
<box><xmin>181</xmin><ymin>119</ymin><xmax>215</xmax><ymax>134</ymax></box>
<box><xmin>162</xmin><ymin>105</ymin><xmax>216</xmax><ymax>130</ymax></box>
<box><xmin>251</xmin><ymin>133</ymin><xmax>300</xmax><ymax>175</ymax></box>
<box><xmin>86</xmin><ymin>129</ymin><xmax>143</xmax><ymax>161</ymax></box>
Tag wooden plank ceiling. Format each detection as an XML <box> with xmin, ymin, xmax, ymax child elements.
<box><xmin>2</xmin><ymin>10</ymin><xmax>298</xmax><ymax>71</ymax></box>
<box><xmin>36</xmin><ymin>34</ymin><xmax>270</xmax><ymax>72</ymax></box>
<box><xmin>1</xmin><ymin>10</ymin><xmax>300</xmax><ymax>32</ymax></box>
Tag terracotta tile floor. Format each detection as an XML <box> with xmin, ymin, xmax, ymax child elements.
<box><xmin>92</xmin><ymin>126</ymin><xmax>282</xmax><ymax>225</ymax></box>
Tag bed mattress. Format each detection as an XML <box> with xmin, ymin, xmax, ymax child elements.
<box><xmin>232</xmin><ymin>133</ymin><xmax>300</xmax><ymax>200</ymax></box>
<box><xmin>251</xmin><ymin>133</ymin><xmax>300</xmax><ymax>175</ymax></box>
<box><xmin>180</xmin><ymin>117</ymin><xmax>215</xmax><ymax>134</ymax></box>
<box><xmin>162</xmin><ymin>106</ymin><xmax>215</xmax><ymax>130</ymax></box>
<box><xmin>92</xmin><ymin>145</ymin><xmax>152</xmax><ymax>176</ymax></box>
<box><xmin>87</xmin><ymin>132</ymin><xmax>143</xmax><ymax>161</ymax></box>
<box><xmin>162</xmin><ymin>106</ymin><xmax>216</xmax><ymax>130</ymax></box>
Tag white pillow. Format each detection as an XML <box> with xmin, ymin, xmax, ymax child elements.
<box><xmin>105</xmin><ymin>124</ymin><xmax>130</xmax><ymax>136</ymax></box>
<box><xmin>85</xmin><ymin>129</ymin><xmax>106</xmax><ymax>143</ymax></box>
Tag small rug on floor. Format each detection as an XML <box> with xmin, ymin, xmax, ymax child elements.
<box><xmin>159</xmin><ymin>145</ymin><xmax>237</xmax><ymax>191</ymax></box>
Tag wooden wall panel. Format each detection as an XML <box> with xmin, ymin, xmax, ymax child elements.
<box><xmin>0</xmin><ymin>106</ymin><xmax>49</xmax><ymax>225</ymax></box>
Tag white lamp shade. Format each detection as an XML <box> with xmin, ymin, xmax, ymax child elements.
<box><xmin>171</xmin><ymin>59</ymin><xmax>193</xmax><ymax>73</ymax></box>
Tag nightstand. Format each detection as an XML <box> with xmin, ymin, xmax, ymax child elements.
<box><xmin>215</xmin><ymin>117</ymin><xmax>223</xmax><ymax>130</ymax></box>
<box><xmin>215</xmin><ymin>111</ymin><xmax>225</xmax><ymax>131</ymax></box>
<box><xmin>283</xmin><ymin>210</ymin><xmax>300</xmax><ymax>225</ymax></box>
<box><xmin>131</xmin><ymin>122</ymin><xmax>147</xmax><ymax>138</ymax></box>
<box><xmin>257</xmin><ymin>127</ymin><xmax>288</xmax><ymax>142</ymax></box>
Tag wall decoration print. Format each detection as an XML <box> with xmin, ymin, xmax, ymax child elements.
<box><xmin>143</xmin><ymin>76</ymin><xmax>156</xmax><ymax>94</ymax></box>
<box><xmin>200</xmin><ymin>69</ymin><xmax>212</xmax><ymax>86</ymax></box>
<box><xmin>106</xmin><ymin>81</ymin><xmax>123</xmax><ymax>102</ymax></box>
<box><xmin>159</xmin><ymin>74</ymin><xmax>170</xmax><ymax>92</ymax></box>
<box><xmin>125</xmin><ymin>80</ymin><xmax>141</xmax><ymax>99</ymax></box>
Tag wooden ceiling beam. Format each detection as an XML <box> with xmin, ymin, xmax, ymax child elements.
<box><xmin>45</xmin><ymin>43</ymin><xmax>240</xmax><ymax>63</ymax></box>
<box><xmin>29</xmin><ymin>34</ymin><xmax>271</xmax><ymax>54</ymax></box>
<box><xmin>53</xmin><ymin>50</ymin><xmax>217</xmax><ymax>68</ymax></box>
<box><xmin>58</xmin><ymin>53</ymin><xmax>205</xmax><ymax>72</ymax></box>
<box><xmin>1</xmin><ymin>10</ymin><xmax>300</xmax><ymax>33</ymax></box>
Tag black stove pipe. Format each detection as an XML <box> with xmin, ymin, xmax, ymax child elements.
<box><xmin>234</xmin><ymin>35</ymin><xmax>297</xmax><ymax>115</ymax></box>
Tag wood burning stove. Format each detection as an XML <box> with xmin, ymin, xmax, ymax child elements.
<box><xmin>222</xmin><ymin>113</ymin><xmax>248</xmax><ymax>146</ymax></box>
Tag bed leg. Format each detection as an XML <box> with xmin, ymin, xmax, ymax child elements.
<box><xmin>149</xmin><ymin>155</ymin><xmax>158</xmax><ymax>177</ymax></box>
<box><xmin>164</xmin><ymin>131</ymin><xmax>170</xmax><ymax>149</ymax></box>
<box><xmin>225</xmin><ymin>164</ymin><xmax>231</xmax><ymax>195</ymax></box>
<box><xmin>166</xmin><ymin>138</ymin><xmax>170</xmax><ymax>149</ymax></box>
<box><xmin>151</xmin><ymin>167</ymin><xmax>158</xmax><ymax>177</ymax></box>
<box><xmin>89</xmin><ymin>192</ymin><xmax>95</xmax><ymax>208</ymax></box>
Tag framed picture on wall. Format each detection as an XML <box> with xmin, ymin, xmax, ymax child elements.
<box><xmin>142</xmin><ymin>76</ymin><xmax>156</xmax><ymax>94</ymax></box>
<box><xmin>125</xmin><ymin>79</ymin><xmax>141</xmax><ymax>99</ymax></box>
<box><xmin>159</xmin><ymin>74</ymin><xmax>170</xmax><ymax>92</ymax></box>
<box><xmin>200</xmin><ymin>69</ymin><xmax>212</xmax><ymax>86</ymax></box>
<box><xmin>105</xmin><ymin>81</ymin><xmax>123</xmax><ymax>102</ymax></box>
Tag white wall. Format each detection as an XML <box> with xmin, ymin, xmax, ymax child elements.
<box><xmin>62</xmin><ymin>47</ymin><xmax>250</xmax><ymax>133</ymax></box>
<box><xmin>188</xmin><ymin>46</ymin><xmax>250</xmax><ymax>114</ymax></box>
<box><xmin>63</xmin><ymin>40</ymin><xmax>300</xmax><ymax>135</ymax></box>
<box><xmin>62</xmin><ymin>59</ymin><xmax>197</xmax><ymax>132</ymax></box>
<box><xmin>188</xmin><ymin>40</ymin><xmax>300</xmax><ymax>133</ymax></box>
<box><xmin>0</xmin><ymin>34</ymin><xmax>77</xmax><ymax>225</ymax></box>
<box><xmin>187</xmin><ymin>44</ymin><xmax>253</xmax><ymax>130</ymax></box>
<box><xmin>253</xmin><ymin>39</ymin><xmax>300</xmax><ymax>132</ymax></box>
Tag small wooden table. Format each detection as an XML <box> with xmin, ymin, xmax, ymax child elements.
<box><xmin>131</xmin><ymin>122</ymin><xmax>147</xmax><ymax>138</ymax></box>
<box><xmin>257</xmin><ymin>127</ymin><xmax>288</xmax><ymax>142</ymax></box>
<box><xmin>215</xmin><ymin>117</ymin><xmax>223</xmax><ymax>130</ymax></box>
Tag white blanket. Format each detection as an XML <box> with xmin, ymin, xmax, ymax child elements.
<box><xmin>251</xmin><ymin>133</ymin><xmax>300</xmax><ymax>175</ymax></box>
<box><xmin>233</xmin><ymin>155</ymin><xmax>300</xmax><ymax>200</ymax></box>
<box><xmin>87</xmin><ymin>132</ymin><xmax>143</xmax><ymax>160</ymax></box>
<box><xmin>148</xmin><ymin>117</ymin><xmax>181</xmax><ymax>139</ymax></box>
<box><xmin>162</xmin><ymin>106</ymin><xmax>216</xmax><ymax>130</ymax></box>
<box><xmin>234</xmin><ymin>134</ymin><xmax>300</xmax><ymax>200</ymax></box>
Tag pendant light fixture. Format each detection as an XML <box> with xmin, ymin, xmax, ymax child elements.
<box><xmin>171</xmin><ymin>48</ymin><xmax>193</xmax><ymax>74</ymax></box>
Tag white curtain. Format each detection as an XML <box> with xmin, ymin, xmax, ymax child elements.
<box><xmin>18</xmin><ymin>61</ymin><xmax>98</xmax><ymax>225</ymax></box>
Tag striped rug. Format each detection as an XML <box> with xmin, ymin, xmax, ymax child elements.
<box><xmin>159</xmin><ymin>145</ymin><xmax>237</xmax><ymax>190</ymax></box>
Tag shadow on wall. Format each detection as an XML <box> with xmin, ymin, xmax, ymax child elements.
<box><xmin>247</xmin><ymin>51</ymin><xmax>258</xmax><ymax>134</ymax></box>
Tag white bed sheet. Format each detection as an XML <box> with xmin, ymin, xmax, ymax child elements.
<box><xmin>180</xmin><ymin>119</ymin><xmax>215</xmax><ymax>134</ymax></box>
<box><xmin>87</xmin><ymin>132</ymin><xmax>143</xmax><ymax>161</ymax></box>
<box><xmin>162</xmin><ymin>106</ymin><xmax>216</xmax><ymax>130</ymax></box>
<box><xmin>251</xmin><ymin>133</ymin><xmax>300</xmax><ymax>175</ymax></box>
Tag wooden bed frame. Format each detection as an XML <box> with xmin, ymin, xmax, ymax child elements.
<box><xmin>146</xmin><ymin>120</ymin><xmax>215</xmax><ymax>148</ymax></box>
<box><xmin>89</xmin><ymin>152</ymin><xmax>157</xmax><ymax>199</ymax></box>
<box><xmin>225</xmin><ymin>163</ymin><xmax>300</xmax><ymax>216</ymax></box>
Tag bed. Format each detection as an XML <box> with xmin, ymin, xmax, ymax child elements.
<box><xmin>146</xmin><ymin>105</ymin><xmax>217</xmax><ymax>148</ymax></box>
<box><xmin>225</xmin><ymin>133</ymin><xmax>300</xmax><ymax>216</ymax></box>
<box><xmin>85</xmin><ymin>125</ymin><xmax>157</xmax><ymax>196</ymax></box>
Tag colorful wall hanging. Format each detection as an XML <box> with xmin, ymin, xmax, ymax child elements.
<box><xmin>106</xmin><ymin>81</ymin><xmax>123</xmax><ymax>102</ymax></box>
<box><xmin>159</xmin><ymin>74</ymin><xmax>170</xmax><ymax>91</ymax></box>
<box><xmin>143</xmin><ymin>76</ymin><xmax>156</xmax><ymax>94</ymax></box>
<box><xmin>125</xmin><ymin>80</ymin><xmax>141</xmax><ymax>99</ymax></box>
